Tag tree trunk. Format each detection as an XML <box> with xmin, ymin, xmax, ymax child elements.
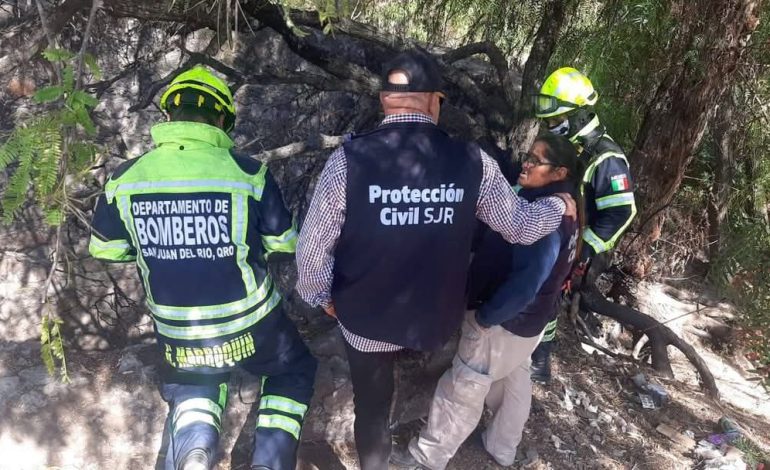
<box><xmin>626</xmin><ymin>0</ymin><xmax>762</xmax><ymax>276</ymax></box>
<box><xmin>508</xmin><ymin>0</ymin><xmax>572</xmax><ymax>153</ymax></box>
<box><xmin>707</xmin><ymin>94</ymin><xmax>737</xmax><ymax>264</ymax></box>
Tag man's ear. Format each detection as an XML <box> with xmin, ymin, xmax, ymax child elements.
<box><xmin>217</xmin><ymin>114</ymin><xmax>226</xmax><ymax>129</ymax></box>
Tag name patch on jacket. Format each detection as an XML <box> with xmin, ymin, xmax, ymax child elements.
<box><xmin>131</xmin><ymin>195</ymin><xmax>235</xmax><ymax>261</ymax></box>
<box><xmin>164</xmin><ymin>332</ymin><xmax>256</xmax><ymax>369</ymax></box>
<box><xmin>369</xmin><ymin>183</ymin><xmax>465</xmax><ymax>226</ymax></box>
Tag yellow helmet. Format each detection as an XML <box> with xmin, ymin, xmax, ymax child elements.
<box><xmin>534</xmin><ymin>67</ymin><xmax>598</xmax><ymax>119</ymax></box>
<box><xmin>159</xmin><ymin>66</ymin><xmax>236</xmax><ymax>132</ymax></box>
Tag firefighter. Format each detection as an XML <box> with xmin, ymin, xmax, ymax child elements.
<box><xmin>530</xmin><ymin>67</ymin><xmax>637</xmax><ymax>383</ymax></box>
<box><xmin>89</xmin><ymin>66</ymin><xmax>317</xmax><ymax>470</ymax></box>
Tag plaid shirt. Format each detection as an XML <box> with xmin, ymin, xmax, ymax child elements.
<box><xmin>296</xmin><ymin>113</ymin><xmax>566</xmax><ymax>352</ymax></box>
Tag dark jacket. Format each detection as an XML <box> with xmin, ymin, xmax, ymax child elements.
<box><xmin>332</xmin><ymin>121</ymin><xmax>483</xmax><ymax>351</ymax></box>
<box><xmin>468</xmin><ymin>180</ymin><xmax>579</xmax><ymax>337</ymax></box>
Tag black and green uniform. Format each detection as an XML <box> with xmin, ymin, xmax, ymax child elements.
<box><xmin>90</xmin><ymin>121</ymin><xmax>316</xmax><ymax>470</ymax></box>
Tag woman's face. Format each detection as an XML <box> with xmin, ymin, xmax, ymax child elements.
<box><xmin>518</xmin><ymin>141</ymin><xmax>567</xmax><ymax>189</ymax></box>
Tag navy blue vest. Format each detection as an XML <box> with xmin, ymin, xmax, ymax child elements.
<box><xmin>332</xmin><ymin>121</ymin><xmax>483</xmax><ymax>351</ymax></box>
<box><xmin>467</xmin><ymin>181</ymin><xmax>579</xmax><ymax>337</ymax></box>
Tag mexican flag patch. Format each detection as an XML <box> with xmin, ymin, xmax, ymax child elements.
<box><xmin>611</xmin><ymin>174</ymin><xmax>630</xmax><ymax>191</ymax></box>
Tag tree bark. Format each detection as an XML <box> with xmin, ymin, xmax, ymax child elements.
<box><xmin>627</xmin><ymin>0</ymin><xmax>762</xmax><ymax>276</ymax></box>
<box><xmin>508</xmin><ymin>0</ymin><xmax>572</xmax><ymax>153</ymax></box>
<box><xmin>707</xmin><ymin>94</ymin><xmax>737</xmax><ymax>264</ymax></box>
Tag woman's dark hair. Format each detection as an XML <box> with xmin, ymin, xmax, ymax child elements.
<box><xmin>535</xmin><ymin>133</ymin><xmax>584</xmax><ymax>185</ymax></box>
<box><xmin>535</xmin><ymin>133</ymin><xmax>587</xmax><ymax>254</ymax></box>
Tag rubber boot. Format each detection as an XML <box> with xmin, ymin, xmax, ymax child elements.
<box><xmin>530</xmin><ymin>341</ymin><xmax>552</xmax><ymax>384</ymax></box>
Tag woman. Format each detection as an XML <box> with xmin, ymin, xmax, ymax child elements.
<box><xmin>393</xmin><ymin>133</ymin><xmax>583</xmax><ymax>470</ymax></box>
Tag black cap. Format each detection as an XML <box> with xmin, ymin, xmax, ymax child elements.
<box><xmin>381</xmin><ymin>49</ymin><xmax>444</xmax><ymax>94</ymax></box>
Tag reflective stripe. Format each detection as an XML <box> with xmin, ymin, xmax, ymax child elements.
<box><xmin>174</xmin><ymin>410</ymin><xmax>220</xmax><ymax>433</ymax></box>
<box><xmin>582</xmin><ymin>227</ymin><xmax>609</xmax><ymax>254</ymax></box>
<box><xmin>233</xmin><ymin>194</ymin><xmax>257</xmax><ymax>293</ymax></box>
<box><xmin>595</xmin><ymin>192</ymin><xmax>635</xmax><ymax>210</ymax></box>
<box><xmin>116</xmin><ymin>195</ymin><xmax>155</xmax><ymax>303</ymax></box>
<box><xmin>106</xmin><ymin>179</ymin><xmax>263</xmax><ymax>202</ymax></box>
<box><xmin>89</xmin><ymin>235</ymin><xmax>131</xmax><ymax>250</ymax></box>
<box><xmin>154</xmin><ymin>288</ymin><xmax>281</xmax><ymax>340</ymax></box>
<box><xmin>543</xmin><ymin>319</ymin><xmax>558</xmax><ymax>333</ymax></box>
<box><xmin>218</xmin><ymin>383</ymin><xmax>228</xmax><ymax>410</ymax></box>
<box><xmin>262</xmin><ymin>224</ymin><xmax>298</xmax><ymax>254</ymax></box>
<box><xmin>259</xmin><ymin>395</ymin><xmax>308</xmax><ymax>418</ymax></box>
<box><xmin>582</xmin><ymin>152</ymin><xmax>629</xmax><ymax>186</ymax></box>
<box><xmin>569</xmin><ymin>115</ymin><xmax>601</xmax><ymax>144</ymax></box>
<box><xmin>88</xmin><ymin>235</ymin><xmax>135</xmax><ymax>261</ymax></box>
<box><xmin>257</xmin><ymin>414</ymin><xmax>301</xmax><ymax>440</ymax></box>
<box><xmin>149</xmin><ymin>276</ymin><xmax>273</xmax><ymax>320</ymax></box>
<box><xmin>173</xmin><ymin>398</ymin><xmax>223</xmax><ymax>423</ymax></box>
<box><xmin>606</xmin><ymin>199</ymin><xmax>637</xmax><ymax>248</ymax></box>
<box><xmin>251</xmin><ymin>163</ymin><xmax>268</xmax><ymax>202</ymax></box>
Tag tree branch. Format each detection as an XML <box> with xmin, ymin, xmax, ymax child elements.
<box><xmin>251</xmin><ymin>134</ymin><xmax>344</xmax><ymax>163</ymax></box>
<box><xmin>441</xmin><ymin>41</ymin><xmax>516</xmax><ymax>108</ymax></box>
<box><xmin>74</xmin><ymin>0</ymin><xmax>102</xmax><ymax>89</ymax></box>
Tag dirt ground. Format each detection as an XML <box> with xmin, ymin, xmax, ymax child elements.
<box><xmin>1</xmin><ymin>281</ymin><xmax>768</xmax><ymax>470</ymax></box>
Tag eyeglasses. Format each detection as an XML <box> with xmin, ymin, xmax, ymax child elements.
<box><xmin>519</xmin><ymin>151</ymin><xmax>558</xmax><ymax>167</ymax></box>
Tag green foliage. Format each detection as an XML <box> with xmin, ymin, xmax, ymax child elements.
<box><xmin>552</xmin><ymin>0</ymin><xmax>676</xmax><ymax>148</ymax></box>
<box><xmin>0</xmin><ymin>48</ymin><xmax>100</xmax><ymax>223</ymax></box>
<box><xmin>1</xmin><ymin>48</ymin><xmax>103</xmax><ymax>382</ymax></box>
<box><xmin>40</xmin><ymin>310</ymin><xmax>69</xmax><ymax>383</ymax></box>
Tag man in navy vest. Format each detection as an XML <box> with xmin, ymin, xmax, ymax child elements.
<box><xmin>296</xmin><ymin>49</ymin><xmax>574</xmax><ymax>470</ymax></box>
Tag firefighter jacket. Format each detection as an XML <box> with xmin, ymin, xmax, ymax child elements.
<box><xmin>89</xmin><ymin>121</ymin><xmax>298</xmax><ymax>374</ymax></box>
<box><xmin>573</xmin><ymin>116</ymin><xmax>637</xmax><ymax>257</ymax></box>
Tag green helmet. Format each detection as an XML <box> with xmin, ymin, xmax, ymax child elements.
<box><xmin>534</xmin><ymin>67</ymin><xmax>598</xmax><ymax>119</ymax></box>
<box><xmin>159</xmin><ymin>66</ymin><xmax>236</xmax><ymax>132</ymax></box>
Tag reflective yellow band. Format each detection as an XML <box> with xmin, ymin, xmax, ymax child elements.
<box><xmin>582</xmin><ymin>152</ymin><xmax>629</xmax><ymax>185</ymax></box>
<box><xmin>233</xmin><ymin>193</ymin><xmax>257</xmax><ymax>293</ymax></box>
<box><xmin>262</xmin><ymin>224</ymin><xmax>298</xmax><ymax>254</ymax></box>
<box><xmin>174</xmin><ymin>410</ymin><xmax>220</xmax><ymax>434</ymax></box>
<box><xmin>173</xmin><ymin>398</ymin><xmax>223</xmax><ymax>423</ymax></box>
<box><xmin>149</xmin><ymin>276</ymin><xmax>273</xmax><ymax>321</ymax></box>
<box><xmin>582</xmin><ymin>227</ymin><xmax>609</xmax><ymax>254</ymax></box>
<box><xmin>218</xmin><ymin>383</ymin><xmax>228</xmax><ymax>409</ymax></box>
<box><xmin>595</xmin><ymin>192</ymin><xmax>635</xmax><ymax>210</ymax></box>
<box><xmin>257</xmin><ymin>414</ymin><xmax>301</xmax><ymax>440</ymax></box>
<box><xmin>154</xmin><ymin>288</ymin><xmax>281</xmax><ymax>340</ymax></box>
<box><xmin>106</xmin><ymin>179</ymin><xmax>264</xmax><ymax>202</ymax></box>
<box><xmin>606</xmin><ymin>200</ymin><xmax>637</xmax><ymax>248</ymax></box>
<box><xmin>88</xmin><ymin>235</ymin><xmax>135</xmax><ymax>261</ymax></box>
<box><xmin>542</xmin><ymin>319</ymin><xmax>558</xmax><ymax>341</ymax></box>
<box><xmin>259</xmin><ymin>395</ymin><xmax>308</xmax><ymax>418</ymax></box>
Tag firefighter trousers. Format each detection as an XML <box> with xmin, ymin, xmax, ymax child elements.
<box><xmin>160</xmin><ymin>306</ymin><xmax>317</xmax><ymax>470</ymax></box>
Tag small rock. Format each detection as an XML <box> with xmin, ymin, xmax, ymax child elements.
<box><xmin>117</xmin><ymin>352</ymin><xmax>143</xmax><ymax>374</ymax></box>
<box><xmin>562</xmin><ymin>390</ymin><xmax>574</xmax><ymax>411</ymax></box>
<box><xmin>551</xmin><ymin>434</ymin><xmax>563</xmax><ymax>449</ymax></box>
<box><xmin>592</xmin><ymin>433</ymin><xmax>602</xmax><ymax>443</ymax></box>
<box><xmin>19</xmin><ymin>390</ymin><xmax>46</xmax><ymax>411</ymax></box>
<box><xmin>598</xmin><ymin>412</ymin><xmax>613</xmax><ymax>424</ymax></box>
<box><xmin>522</xmin><ymin>448</ymin><xmax>540</xmax><ymax>467</ymax></box>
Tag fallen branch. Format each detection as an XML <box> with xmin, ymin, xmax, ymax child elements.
<box><xmin>581</xmin><ymin>284</ymin><xmax>720</xmax><ymax>399</ymax></box>
<box><xmin>251</xmin><ymin>134</ymin><xmax>344</xmax><ymax>163</ymax></box>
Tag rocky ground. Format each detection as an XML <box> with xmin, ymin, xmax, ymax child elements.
<box><xmin>1</xmin><ymin>279</ymin><xmax>769</xmax><ymax>470</ymax></box>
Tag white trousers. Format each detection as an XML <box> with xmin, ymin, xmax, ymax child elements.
<box><xmin>410</xmin><ymin>311</ymin><xmax>543</xmax><ymax>469</ymax></box>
